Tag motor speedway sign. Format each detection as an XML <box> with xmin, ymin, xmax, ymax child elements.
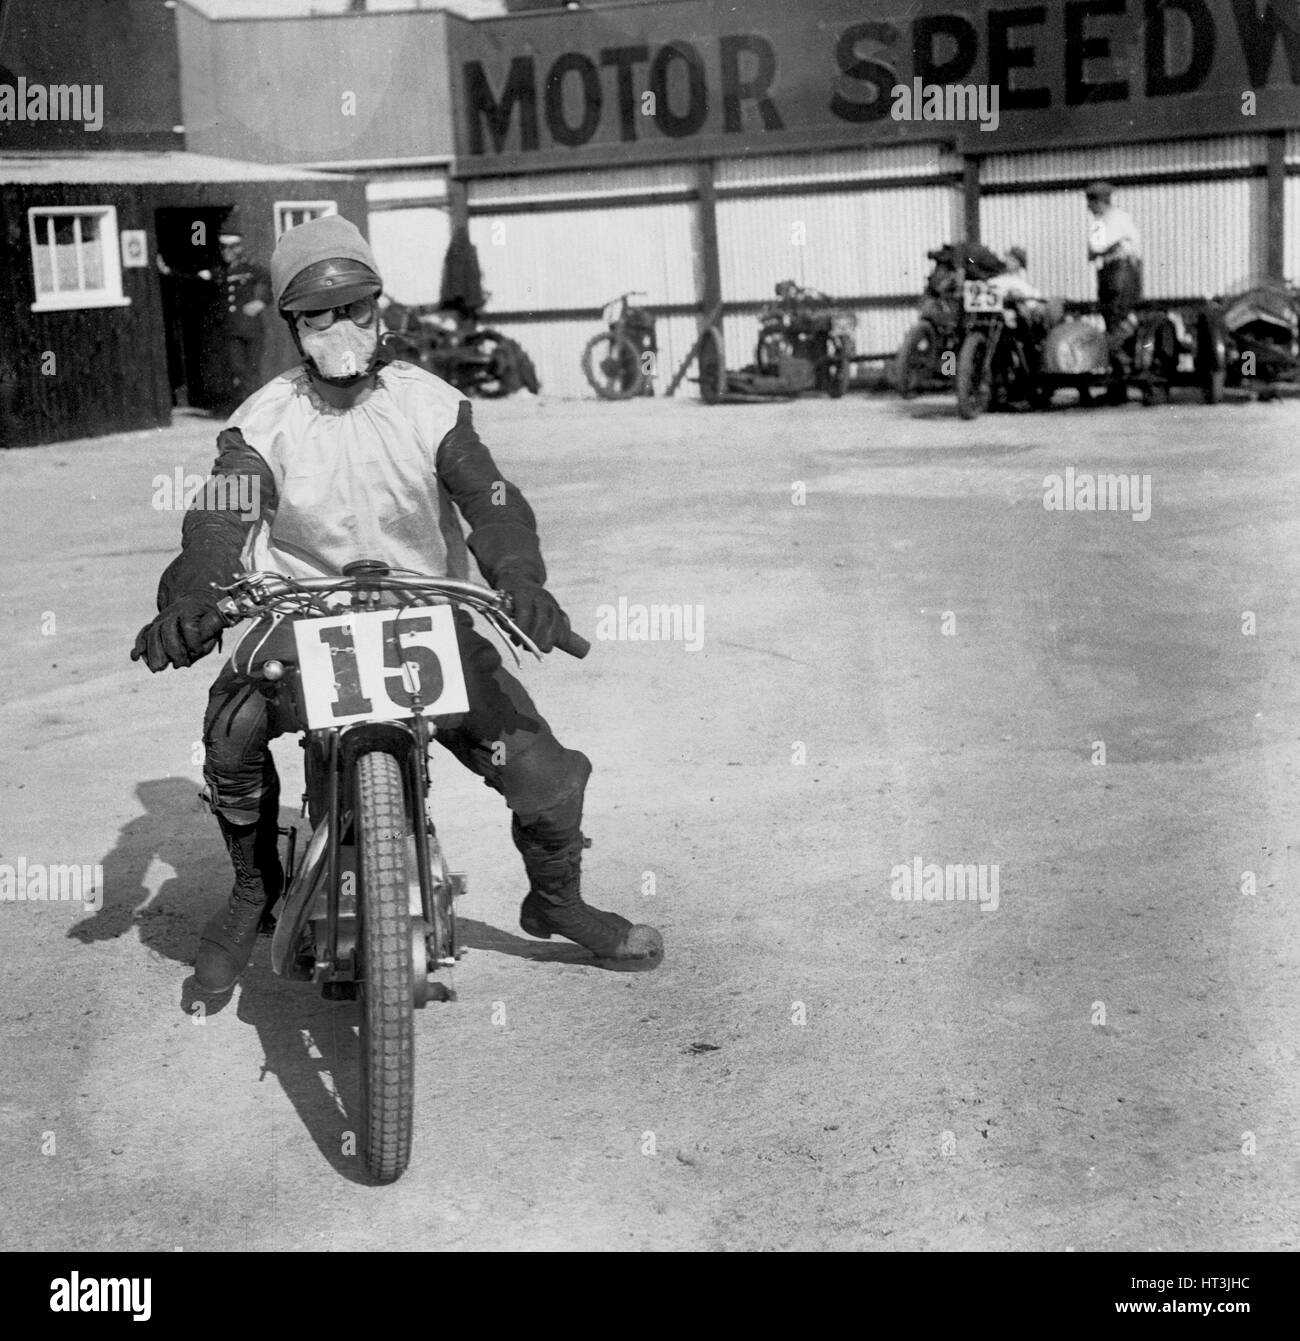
<box><xmin>450</xmin><ymin>0</ymin><xmax>1300</xmax><ymax>174</ymax></box>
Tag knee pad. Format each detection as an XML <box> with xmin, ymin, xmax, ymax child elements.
<box><xmin>507</xmin><ymin>745</ymin><xmax>591</xmax><ymax>829</ymax></box>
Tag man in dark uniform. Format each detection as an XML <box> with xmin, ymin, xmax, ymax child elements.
<box><xmin>1086</xmin><ymin>181</ymin><xmax>1143</xmax><ymax>402</ymax></box>
<box><xmin>217</xmin><ymin>233</ymin><xmax>270</xmax><ymax>411</ymax></box>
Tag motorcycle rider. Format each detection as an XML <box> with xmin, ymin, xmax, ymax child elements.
<box><xmin>131</xmin><ymin>214</ymin><xmax>663</xmax><ymax>992</ymax></box>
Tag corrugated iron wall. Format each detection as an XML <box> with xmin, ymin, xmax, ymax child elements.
<box><xmin>444</xmin><ymin>134</ymin><xmax>1287</xmax><ymax>399</ymax></box>
<box><xmin>717</xmin><ymin>144</ymin><xmax>960</xmax><ymax>364</ymax></box>
<box><xmin>980</xmin><ymin>136</ymin><xmax>1266</xmax><ymax>184</ymax></box>
<box><xmin>1286</xmin><ymin>132</ymin><xmax>1300</xmax><ymax>282</ymax></box>
<box><xmin>981</xmin><ymin>137</ymin><xmax>1269</xmax><ymax>303</ymax></box>
<box><xmin>367</xmin><ymin>172</ymin><xmax>452</xmax><ymax>307</ymax></box>
<box><xmin>468</xmin><ymin>164</ymin><xmax>697</xmax><ymax>399</ymax></box>
<box><xmin>1285</xmin><ymin>178</ymin><xmax>1300</xmax><ymax>283</ymax></box>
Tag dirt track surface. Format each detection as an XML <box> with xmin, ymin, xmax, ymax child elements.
<box><xmin>2</xmin><ymin>387</ymin><xmax>1299</xmax><ymax>1251</ymax></box>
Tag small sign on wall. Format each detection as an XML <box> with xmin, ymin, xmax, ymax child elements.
<box><xmin>120</xmin><ymin>230</ymin><xmax>148</xmax><ymax>268</ymax></box>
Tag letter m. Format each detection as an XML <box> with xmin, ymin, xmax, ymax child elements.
<box><xmin>464</xmin><ymin>58</ymin><xmax>539</xmax><ymax>155</ymax></box>
<box><xmin>49</xmin><ymin>864</ymin><xmax>79</xmax><ymax>900</ymax></box>
<box><xmin>50</xmin><ymin>85</ymin><xmax>81</xmax><ymax>122</ymax></box>
<box><xmin>945</xmin><ymin>864</ymin><xmax>976</xmax><ymax>900</ymax></box>
<box><xmin>1232</xmin><ymin>0</ymin><xmax>1300</xmax><ymax>86</ymax></box>
<box><xmin>101</xmin><ymin>1279</ymin><xmax>130</xmax><ymax>1312</ymax></box>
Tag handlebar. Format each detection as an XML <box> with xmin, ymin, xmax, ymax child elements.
<box><xmin>205</xmin><ymin>572</ymin><xmax>590</xmax><ymax>660</ymax></box>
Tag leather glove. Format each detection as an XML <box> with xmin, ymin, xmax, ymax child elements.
<box><xmin>130</xmin><ymin>594</ymin><xmax>223</xmax><ymax>672</ymax></box>
<box><xmin>499</xmin><ymin>577</ymin><xmax>570</xmax><ymax>654</ymax></box>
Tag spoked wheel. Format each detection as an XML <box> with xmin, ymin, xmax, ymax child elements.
<box><xmin>696</xmin><ymin>326</ymin><xmax>726</xmax><ymax>404</ymax></box>
<box><xmin>894</xmin><ymin>322</ymin><xmax>936</xmax><ymax>399</ymax></box>
<box><xmin>355</xmin><ymin>748</ymin><xmax>414</xmax><ymax>1184</ymax></box>
<box><xmin>516</xmin><ymin>346</ymin><xmax>541</xmax><ymax>395</ymax></box>
<box><xmin>956</xmin><ymin>331</ymin><xmax>993</xmax><ymax>420</ymax></box>
<box><xmin>466</xmin><ymin>330</ymin><xmax>521</xmax><ymax>398</ymax></box>
<box><xmin>582</xmin><ymin>332</ymin><xmax>643</xmax><ymax>399</ymax></box>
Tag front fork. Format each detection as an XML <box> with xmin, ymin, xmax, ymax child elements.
<box><xmin>274</xmin><ymin>715</ymin><xmax>463</xmax><ymax>1002</ymax></box>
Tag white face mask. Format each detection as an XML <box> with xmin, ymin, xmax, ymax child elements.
<box><xmin>298</xmin><ymin>318</ymin><xmax>378</xmax><ymax>381</ymax></box>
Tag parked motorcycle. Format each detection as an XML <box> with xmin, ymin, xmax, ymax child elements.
<box><xmin>200</xmin><ymin>561</ymin><xmax>588</xmax><ymax>1183</ymax></box>
<box><xmin>383</xmin><ymin>302</ymin><xmax>540</xmax><ymax>398</ymax></box>
<box><xmin>1213</xmin><ymin>278</ymin><xmax>1300</xmax><ymax>393</ymax></box>
<box><xmin>954</xmin><ymin>278</ymin><xmax>1180</xmax><ymax>419</ymax></box>
<box><xmin>582</xmin><ymin>291</ymin><xmax>658</xmax><ymax>399</ymax></box>
<box><xmin>752</xmin><ymin>280</ymin><xmax>855</xmax><ymax>397</ymax></box>
<box><xmin>894</xmin><ymin>242</ymin><xmax>1006</xmax><ymax>398</ymax></box>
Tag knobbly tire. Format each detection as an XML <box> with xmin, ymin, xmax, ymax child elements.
<box><xmin>895</xmin><ymin>322</ymin><xmax>935</xmax><ymax>399</ymax></box>
<box><xmin>583</xmin><ymin>332</ymin><xmax>643</xmax><ymax>399</ymax></box>
<box><xmin>470</xmin><ymin>331</ymin><xmax>522</xmax><ymax>398</ymax></box>
<box><xmin>697</xmin><ymin>326</ymin><xmax>726</xmax><ymax>404</ymax></box>
<box><xmin>956</xmin><ymin>332</ymin><xmax>992</xmax><ymax>420</ymax></box>
<box><xmin>356</xmin><ymin>749</ymin><xmax>415</xmax><ymax>1184</ymax></box>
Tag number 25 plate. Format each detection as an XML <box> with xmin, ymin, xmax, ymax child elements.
<box><xmin>963</xmin><ymin>280</ymin><xmax>1001</xmax><ymax>313</ymax></box>
<box><xmin>293</xmin><ymin>606</ymin><xmax>469</xmax><ymax>729</ymax></box>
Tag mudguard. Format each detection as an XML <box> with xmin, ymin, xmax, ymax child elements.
<box><xmin>1041</xmin><ymin>320</ymin><xmax>1109</xmax><ymax>376</ymax></box>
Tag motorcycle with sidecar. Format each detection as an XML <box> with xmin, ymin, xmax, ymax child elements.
<box><xmin>953</xmin><ymin>278</ymin><xmax>1187</xmax><ymax>419</ymax></box>
<box><xmin>700</xmin><ymin>281</ymin><xmax>854</xmax><ymax>401</ymax></box>
<box><xmin>894</xmin><ymin>242</ymin><xmax>1006</xmax><ymax>398</ymax></box>
<box><xmin>382</xmin><ymin>302</ymin><xmax>540</xmax><ymax>398</ymax></box>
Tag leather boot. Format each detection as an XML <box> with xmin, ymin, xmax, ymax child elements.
<box><xmin>196</xmin><ymin>799</ymin><xmax>284</xmax><ymax>992</ymax></box>
<box><xmin>514</xmin><ymin>815</ymin><xmax>662</xmax><ymax>965</ymax></box>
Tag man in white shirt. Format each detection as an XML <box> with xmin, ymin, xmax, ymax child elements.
<box><xmin>1086</xmin><ymin>181</ymin><xmax>1143</xmax><ymax>398</ymax></box>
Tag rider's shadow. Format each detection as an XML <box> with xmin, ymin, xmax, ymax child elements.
<box><xmin>73</xmin><ymin>779</ymin><xmax>600</xmax><ymax>1185</ymax></box>
<box><xmin>71</xmin><ymin>777</ymin><xmax>230</xmax><ymax>964</ymax></box>
<box><xmin>72</xmin><ymin>778</ymin><xmax>370</xmax><ymax>1180</ymax></box>
<box><xmin>458</xmin><ymin>916</ymin><xmax>591</xmax><ymax>964</ymax></box>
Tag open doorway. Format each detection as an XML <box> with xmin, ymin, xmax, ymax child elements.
<box><xmin>154</xmin><ymin>205</ymin><xmax>231</xmax><ymax>411</ymax></box>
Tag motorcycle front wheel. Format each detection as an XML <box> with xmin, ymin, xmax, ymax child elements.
<box><xmin>697</xmin><ymin>326</ymin><xmax>726</xmax><ymax>404</ymax></box>
<box><xmin>356</xmin><ymin>748</ymin><xmax>415</xmax><ymax>1184</ymax></box>
<box><xmin>956</xmin><ymin>331</ymin><xmax>993</xmax><ymax>420</ymax></box>
<box><xmin>894</xmin><ymin>321</ymin><xmax>936</xmax><ymax>399</ymax></box>
<box><xmin>582</xmin><ymin>331</ymin><xmax>643</xmax><ymax>399</ymax></box>
<box><xmin>467</xmin><ymin>331</ymin><xmax>522</xmax><ymax>398</ymax></box>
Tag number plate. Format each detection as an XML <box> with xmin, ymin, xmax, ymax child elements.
<box><xmin>293</xmin><ymin>606</ymin><xmax>468</xmax><ymax>730</ymax></box>
<box><xmin>963</xmin><ymin>280</ymin><xmax>1002</xmax><ymax>313</ymax></box>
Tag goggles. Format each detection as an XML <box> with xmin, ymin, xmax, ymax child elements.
<box><xmin>297</xmin><ymin>297</ymin><xmax>378</xmax><ymax>331</ymax></box>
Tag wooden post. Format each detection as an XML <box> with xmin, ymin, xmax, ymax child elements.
<box><xmin>1266</xmin><ymin>130</ymin><xmax>1286</xmax><ymax>281</ymax></box>
<box><xmin>447</xmin><ymin>176</ymin><xmax>469</xmax><ymax>236</ymax></box>
<box><xmin>694</xmin><ymin>159</ymin><xmax>721</xmax><ymax>328</ymax></box>
<box><xmin>963</xmin><ymin>152</ymin><xmax>981</xmax><ymax>245</ymax></box>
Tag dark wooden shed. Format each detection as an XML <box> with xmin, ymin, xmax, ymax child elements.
<box><xmin>0</xmin><ymin>152</ymin><xmax>367</xmax><ymax>447</ymax></box>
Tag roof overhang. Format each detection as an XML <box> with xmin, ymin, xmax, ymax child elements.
<box><xmin>0</xmin><ymin>150</ymin><xmax>359</xmax><ymax>185</ymax></box>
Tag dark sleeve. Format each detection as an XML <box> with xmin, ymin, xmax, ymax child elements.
<box><xmin>156</xmin><ymin>428</ymin><xmax>278</xmax><ymax>609</ymax></box>
<box><xmin>435</xmin><ymin>400</ymin><xmax>545</xmax><ymax>587</ymax></box>
<box><xmin>252</xmin><ymin>263</ymin><xmax>272</xmax><ymax>305</ymax></box>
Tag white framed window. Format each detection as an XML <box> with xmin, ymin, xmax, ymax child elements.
<box><xmin>274</xmin><ymin>200</ymin><xmax>338</xmax><ymax>237</ymax></box>
<box><xmin>28</xmin><ymin>205</ymin><xmax>130</xmax><ymax>312</ymax></box>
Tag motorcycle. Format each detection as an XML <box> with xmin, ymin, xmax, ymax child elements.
<box><xmin>894</xmin><ymin>242</ymin><xmax>1007</xmax><ymax>398</ymax></box>
<box><xmin>954</xmin><ymin>278</ymin><xmax>1180</xmax><ymax>419</ymax></box>
<box><xmin>1214</xmin><ymin>278</ymin><xmax>1300</xmax><ymax>393</ymax></box>
<box><xmin>750</xmin><ymin>280</ymin><xmax>855</xmax><ymax>397</ymax></box>
<box><xmin>383</xmin><ymin>302</ymin><xmax>540</xmax><ymax>398</ymax></box>
<box><xmin>582</xmin><ymin>291</ymin><xmax>658</xmax><ymax>399</ymax></box>
<box><xmin>201</xmin><ymin>560</ymin><xmax>588</xmax><ymax>1183</ymax></box>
